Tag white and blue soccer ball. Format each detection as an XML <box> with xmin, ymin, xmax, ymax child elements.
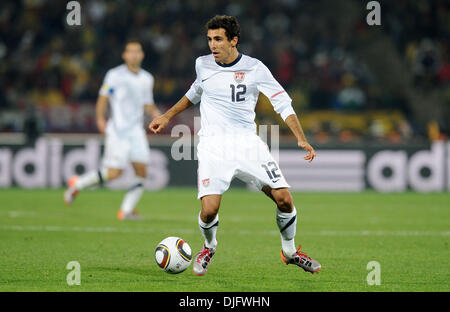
<box><xmin>155</xmin><ymin>236</ymin><xmax>192</xmax><ymax>274</ymax></box>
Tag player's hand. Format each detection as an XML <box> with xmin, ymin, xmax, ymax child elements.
<box><xmin>298</xmin><ymin>141</ymin><xmax>316</xmax><ymax>163</ymax></box>
<box><xmin>149</xmin><ymin>115</ymin><xmax>169</xmax><ymax>134</ymax></box>
<box><xmin>97</xmin><ymin>118</ymin><xmax>107</xmax><ymax>134</ymax></box>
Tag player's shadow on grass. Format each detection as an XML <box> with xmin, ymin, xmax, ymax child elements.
<box><xmin>91</xmin><ymin>266</ymin><xmax>150</xmax><ymax>277</ymax></box>
<box><xmin>91</xmin><ymin>266</ymin><xmax>184</xmax><ymax>281</ymax></box>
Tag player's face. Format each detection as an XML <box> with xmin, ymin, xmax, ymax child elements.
<box><xmin>122</xmin><ymin>43</ymin><xmax>144</xmax><ymax>67</ymax></box>
<box><xmin>207</xmin><ymin>28</ymin><xmax>238</xmax><ymax>64</ymax></box>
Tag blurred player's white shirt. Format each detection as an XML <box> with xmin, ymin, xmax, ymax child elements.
<box><xmin>99</xmin><ymin>64</ymin><xmax>154</xmax><ymax>136</ymax></box>
<box><xmin>185</xmin><ymin>53</ymin><xmax>295</xmax><ymax>137</ymax></box>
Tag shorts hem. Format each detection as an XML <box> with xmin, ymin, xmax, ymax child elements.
<box><xmin>197</xmin><ymin>190</ymin><xmax>225</xmax><ymax>200</ymax></box>
<box><xmin>256</xmin><ymin>181</ymin><xmax>290</xmax><ymax>190</ymax></box>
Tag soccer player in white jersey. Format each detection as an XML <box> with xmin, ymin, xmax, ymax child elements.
<box><xmin>150</xmin><ymin>16</ymin><xmax>321</xmax><ymax>275</ymax></box>
<box><xmin>64</xmin><ymin>40</ymin><xmax>161</xmax><ymax>220</ymax></box>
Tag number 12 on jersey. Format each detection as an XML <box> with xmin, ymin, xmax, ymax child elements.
<box><xmin>230</xmin><ymin>84</ymin><xmax>246</xmax><ymax>102</ymax></box>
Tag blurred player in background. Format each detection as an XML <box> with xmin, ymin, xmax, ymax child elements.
<box><xmin>64</xmin><ymin>40</ymin><xmax>161</xmax><ymax>220</ymax></box>
<box><xmin>150</xmin><ymin>16</ymin><xmax>321</xmax><ymax>275</ymax></box>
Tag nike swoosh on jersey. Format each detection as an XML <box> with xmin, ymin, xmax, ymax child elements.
<box><xmin>201</xmin><ymin>72</ymin><xmax>222</xmax><ymax>82</ymax></box>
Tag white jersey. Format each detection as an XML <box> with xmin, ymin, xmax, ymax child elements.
<box><xmin>99</xmin><ymin>64</ymin><xmax>155</xmax><ymax>135</ymax></box>
<box><xmin>185</xmin><ymin>53</ymin><xmax>296</xmax><ymax>136</ymax></box>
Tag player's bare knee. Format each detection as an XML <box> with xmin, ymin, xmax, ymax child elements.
<box><xmin>136</xmin><ymin>171</ymin><xmax>146</xmax><ymax>178</ymax></box>
<box><xmin>132</xmin><ymin>163</ymin><xmax>147</xmax><ymax>178</ymax></box>
<box><xmin>107</xmin><ymin>169</ymin><xmax>122</xmax><ymax>180</ymax></box>
<box><xmin>200</xmin><ymin>195</ymin><xmax>221</xmax><ymax>223</ymax></box>
<box><xmin>274</xmin><ymin>191</ymin><xmax>293</xmax><ymax>213</ymax></box>
<box><xmin>200</xmin><ymin>208</ymin><xmax>218</xmax><ymax>223</ymax></box>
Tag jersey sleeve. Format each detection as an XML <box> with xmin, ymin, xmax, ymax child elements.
<box><xmin>99</xmin><ymin>70</ymin><xmax>115</xmax><ymax>97</ymax></box>
<box><xmin>184</xmin><ymin>58</ymin><xmax>203</xmax><ymax>104</ymax></box>
<box><xmin>255</xmin><ymin>62</ymin><xmax>296</xmax><ymax>121</ymax></box>
<box><xmin>143</xmin><ymin>74</ymin><xmax>155</xmax><ymax>106</ymax></box>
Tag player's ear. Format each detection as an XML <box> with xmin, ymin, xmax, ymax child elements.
<box><xmin>231</xmin><ymin>36</ymin><xmax>239</xmax><ymax>48</ymax></box>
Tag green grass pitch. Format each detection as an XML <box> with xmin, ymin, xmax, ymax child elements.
<box><xmin>0</xmin><ymin>188</ymin><xmax>448</xmax><ymax>292</ymax></box>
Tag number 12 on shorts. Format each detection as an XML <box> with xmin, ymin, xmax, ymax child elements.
<box><xmin>262</xmin><ymin>161</ymin><xmax>281</xmax><ymax>182</ymax></box>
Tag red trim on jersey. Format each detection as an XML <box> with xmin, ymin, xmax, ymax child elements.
<box><xmin>271</xmin><ymin>90</ymin><xmax>286</xmax><ymax>98</ymax></box>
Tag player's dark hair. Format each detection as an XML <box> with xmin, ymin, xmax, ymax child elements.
<box><xmin>205</xmin><ymin>15</ymin><xmax>240</xmax><ymax>45</ymax></box>
<box><xmin>124</xmin><ymin>38</ymin><xmax>142</xmax><ymax>49</ymax></box>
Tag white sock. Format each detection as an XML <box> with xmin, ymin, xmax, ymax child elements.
<box><xmin>198</xmin><ymin>213</ymin><xmax>219</xmax><ymax>250</ymax></box>
<box><xmin>120</xmin><ymin>177</ymin><xmax>145</xmax><ymax>215</ymax></box>
<box><xmin>74</xmin><ymin>168</ymin><xmax>109</xmax><ymax>190</ymax></box>
<box><xmin>276</xmin><ymin>207</ymin><xmax>297</xmax><ymax>257</ymax></box>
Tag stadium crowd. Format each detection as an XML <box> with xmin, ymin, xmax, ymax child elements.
<box><xmin>0</xmin><ymin>0</ymin><xmax>448</xmax><ymax>143</ymax></box>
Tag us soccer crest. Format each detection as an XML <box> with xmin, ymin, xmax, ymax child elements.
<box><xmin>202</xmin><ymin>179</ymin><xmax>210</xmax><ymax>187</ymax></box>
<box><xmin>234</xmin><ymin>72</ymin><xmax>245</xmax><ymax>83</ymax></box>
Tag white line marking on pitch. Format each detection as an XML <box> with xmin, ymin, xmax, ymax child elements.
<box><xmin>0</xmin><ymin>225</ymin><xmax>448</xmax><ymax>236</ymax></box>
<box><xmin>5</xmin><ymin>211</ymin><xmax>38</xmax><ymax>218</ymax></box>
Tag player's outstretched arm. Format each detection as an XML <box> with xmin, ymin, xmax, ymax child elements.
<box><xmin>284</xmin><ymin>114</ymin><xmax>316</xmax><ymax>162</ymax></box>
<box><xmin>96</xmin><ymin>95</ymin><xmax>109</xmax><ymax>134</ymax></box>
<box><xmin>149</xmin><ymin>96</ymin><xmax>194</xmax><ymax>134</ymax></box>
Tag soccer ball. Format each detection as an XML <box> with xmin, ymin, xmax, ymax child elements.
<box><xmin>155</xmin><ymin>237</ymin><xmax>192</xmax><ymax>274</ymax></box>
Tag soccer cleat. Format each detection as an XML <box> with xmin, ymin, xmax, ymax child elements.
<box><xmin>281</xmin><ymin>245</ymin><xmax>321</xmax><ymax>274</ymax></box>
<box><xmin>63</xmin><ymin>176</ymin><xmax>79</xmax><ymax>206</ymax></box>
<box><xmin>193</xmin><ymin>245</ymin><xmax>216</xmax><ymax>276</ymax></box>
<box><xmin>117</xmin><ymin>209</ymin><xmax>141</xmax><ymax>221</ymax></box>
